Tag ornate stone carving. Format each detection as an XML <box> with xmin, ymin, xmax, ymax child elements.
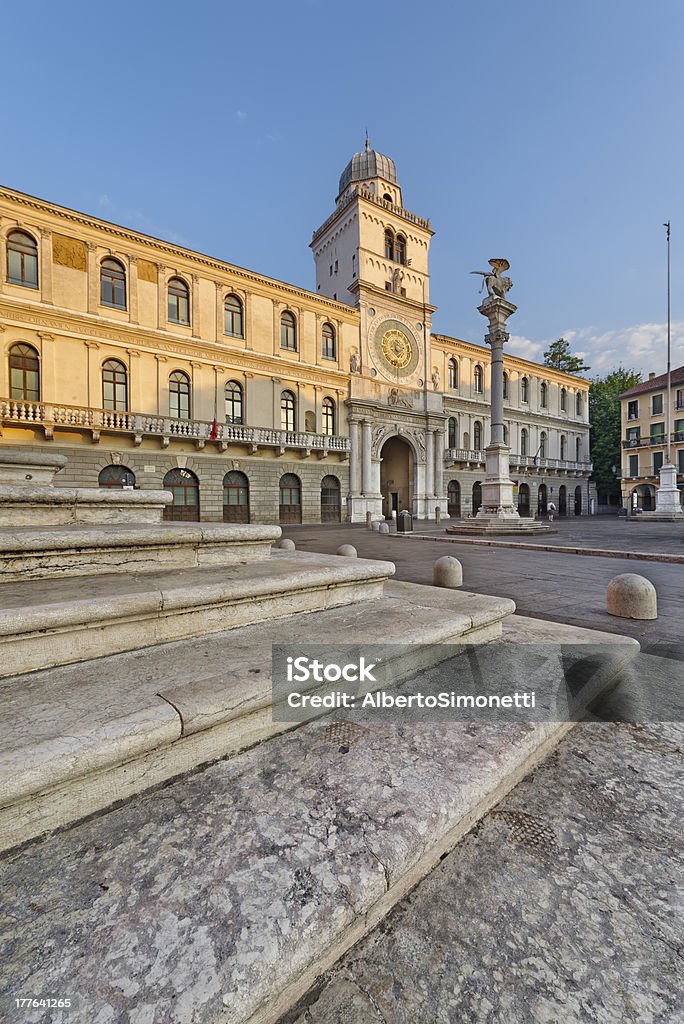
<box><xmin>470</xmin><ymin>258</ymin><xmax>512</xmax><ymax>299</ymax></box>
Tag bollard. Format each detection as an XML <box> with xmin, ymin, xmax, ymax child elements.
<box><xmin>435</xmin><ymin>506</ymin><xmax>442</xmax><ymax>525</ymax></box>
<box><xmin>336</xmin><ymin>544</ymin><xmax>357</xmax><ymax>558</ymax></box>
<box><xmin>366</xmin><ymin>511</ymin><xmax>372</xmax><ymax>530</ymax></box>
<box><xmin>371</xmin><ymin>521</ymin><xmax>381</xmax><ymax>531</ymax></box>
<box><xmin>606</xmin><ymin>573</ymin><xmax>657</xmax><ymax>620</ymax></box>
<box><xmin>432</xmin><ymin>555</ymin><xmax>463</xmax><ymax>588</ymax></box>
<box><xmin>378</xmin><ymin>522</ymin><xmax>390</xmax><ymax>535</ymax></box>
<box><xmin>274</xmin><ymin>538</ymin><xmax>296</xmax><ymax>551</ymax></box>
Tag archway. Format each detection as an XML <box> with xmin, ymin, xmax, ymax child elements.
<box><xmin>447</xmin><ymin>479</ymin><xmax>461</xmax><ymax>518</ymax></box>
<box><xmin>574</xmin><ymin>485</ymin><xmax>582</xmax><ymax>516</ymax></box>
<box><xmin>518</xmin><ymin>482</ymin><xmax>530</xmax><ymax>517</ymax></box>
<box><xmin>320</xmin><ymin>475</ymin><xmax>341</xmax><ymax>523</ymax></box>
<box><xmin>98</xmin><ymin>465</ymin><xmax>135</xmax><ymax>489</ymax></box>
<box><xmin>631</xmin><ymin>484</ymin><xmax>655</xmax><ymax>512</ymax></box>
<box><xmin>558</xmin><ymin>485</ymin><xmax>567</xmax><ymax>516</ymax></box>
<box><xmin>380</xmin><ymin>435</ymin><xmax>414</xmax><ymax>518</ymax></box>
<box><xmin>472</xmin><ymin>481</ymin><xmax>482</xmax><ymax>515</ymax></box>
<box><xmin>537</xmin><ymin>483</ymin><xmax>547</xmax><ymax>517</ymax></box>
<box><xmin>163</xmin><ymin>468</ymin><xmax>200</xmax><ymax>521</ymax></box>
<box><xmin>223</xmin><ymin>470</ymin><xmax>249</xmax><ymax>523</ymax></box>
<box><xmin>279</xmin><ymin>473</ymin><xmax>302</xmax><ymax>524</ymax></box>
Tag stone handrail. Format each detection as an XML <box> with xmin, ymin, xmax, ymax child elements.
<box><xmin>444</xmin><ymin>446</ymin><xmax>592</xmax><ymax>473</ymax></box>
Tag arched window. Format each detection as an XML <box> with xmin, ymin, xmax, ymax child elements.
<box><xmin>395</xmin><ymin>234</ymin><xmax>407</xmax><ymax>265</ymax></box>
<box><xmin>102</xmin><ymin>359</ymin><xmax>128</xmax><ymax>411</ymax></box>
<box><xmin>163</xmin><ymin>468</ymin><xmax>199</xmax><ymax>521</ymax></box>
<box><xmin>472</xmin><ymin>481</ymin><xmax>482</xmax><ymax>514</ymax></box>
<box><xmin>100</xmin><ymin>258</ymin><xmax>126</xmax><ymax>309</ymax></box>
<box><xmin>560</xmin><ymin>435</ymin><xmax>567</xmax><ymax>460</ymax></box>
<box><xmin>576</xmin><ymin>436</ymin><xmax>581</xmax><ymax>462</ymax></box>
<box><xmin>168</xmin><ymin>277</ymin><xmax>190</xmax><ymax>325</ymax></box>
<box><xmin>474</xmin><ymin>365</ymin><xmax>484</xmax><ymax>394</ymax></box>
<box><xmin>321</xmin><ymin>397</ymin><xmax>335</xmax><ymax>436</ymax></box>
<box><xmin>540</xmin><ymin>382</ymin><xmax>548</xmax><ymax>408</ymax></box>
<box><xmin>7</xmin><ymin>230</ymin><xmax>38</xmax><ymax>288</ymax></box>
<box><xmin>224</xmin><ymin>294</ymin><xmax>243</xmax><ymax>337</ymax></box>
<box><xmin>448</xmin><ymin>359</ymin><xmax>458</xmax><ymax>389</ymax></box>
<box><xmin>503</xmin><ymin>371</ymin><xmax>509</xmax><ymax>400</ymax></box>
<box><xmin>520</xmin><ymin>427</ymin><xmax>528</xmax><ymax>456</ymax></box>
<box><xmin>575</xmin><ymin>391</ymin><xmax>582</xmax><ymax>416</ymax></box>
<box><xmin>281</xmin><ymin>390</ymin><xmax>296</xmax><ymax>432</ymax></box>
<box><xmin>384</xmin><ymin>228</ymin><xmax>395</xmax><ymax>261</ymax></box>
<box><xmin>521</xmin><ymin>376</ymin><xmax>529</xmax><ymax>403</ymax></box>
<box><xmin>473</xmin><ymin>420</ymin><xmax>483</xmax><ymax>450</ymax></box>
<box><xmin>9</xmin><ymin>343</ymin><xmax>40</xmax><ymax>401</ymax></box>
<box><xmin>560</xmin><ymin>387</ymin><xmax>567</xmax><ymax>412</ymax></box>
<box><xmin>280</xmin><ymin>311</ymin><xmax>297</xmax><ymax>350</ymax></box>
<box><xmin>279</xmin><ymin>473</ymin><xmax>301</xmax><ymax>523</ymax></box>
<box><xmin>539</xmin><ymin>431</ymin><xmax>547</xmax><ymax>458</ymax></box>
<box><xmin>225</xmin><ymin>380</ymin><xmax>243</xmax><ymax>424</ymax></box>
<box><xmin>448</xmin><ymin>417</ymin><xmax>457</xmax><ymax>448</ymax></box>
<box><xmin>98</xmin><ymin>465</ymin><xmax>135</xmax><ymax>489</ymax></box>
<box><xmin>321</xmin><ymin>475</ymin><xmax>341</xmax><ymax>522</ymax></box>
<box><xmin>383</xmin><ymin>192</ymin><xmax>393</xmax><ymax>204</ymax></box>
<box><xmin>321</xmin><ymin>322</ymin><xmax>336</xmax><ymax>360</ymax></box>
<box><xmin>447</xmin><ymin>480</ymin><xmax>461</xmax><ymax>517</ymax></box>
<box><xmin>169</xmin><ymin>370</ymin><xmax>191</xmax><ymax>419</ymax></box>
<box><xmin>223</xmin><ymin>470</ymin><xmax>249</xmax><ymax>523</ymax></box>
<box><xmin>518</xmin><ymin>483</ymin><xmax>530</xmax><ymax>516</ymax></box>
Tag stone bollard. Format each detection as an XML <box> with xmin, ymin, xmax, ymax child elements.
<box><xmin>432</xmin><ymin>555</ymin><xmax>463</xmax><ymax>589</ymax></box>
<box><xmin>435</xmin><ymin>506</ymin><xmax>441</xmax><ymax>525</ymax></box>
<box><xmin>366</xmin><ymin>511</ymin><xmax>372</xmax><ymax>530</ymax></box>
<box><xmin>336</xmin><ymin>544</ymin><xmax>357</xmax><ymax>558</ymax></box>
<box><xmin>606</xmin><ymin>573</ymin><xmax>657</xmax><ymax>620</ymax></box>
<box><xmin>371</xmin><ymin>521</ymin><xmax>381</xmax><ymax>532</ymax></box>
<box><xmin>274</xmin><ymin>538</ymin><xmax>296</xmax><ymax>551</ymax></box>
<box><xmin>378</xmin><ymin>522</ymin><xmax>390</xmax><ymax>535</ymax></box>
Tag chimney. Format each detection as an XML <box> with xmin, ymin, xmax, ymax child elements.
<box><xmin>649</xmin><ymin>372</ymin><xmax>656</xmax><ymax>380</ymax></box>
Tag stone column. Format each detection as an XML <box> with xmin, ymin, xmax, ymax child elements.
<box><xmin>434</xmin><ymin>427</ymin><xmax>444</xmax><ymax>499</ymax></box>
<box><xmin>361</xmin><ymin>419</ymin><xmax>373</xmax><ymax>495</ymax></box>
<box><xmin>38</xmin><ymin>333</ymin><xmax>56</xmax><ymax>402</ymax></box>
<box><xmin>425</xmin><ymin>429</ymin><xmax>434</xmax><ymax>499</ymax></box>
<box><xmin>128</xmin><ymin>256</ymin><xmax>139</xmax><ymax>324</ymax></box>
<box><xmin>39</xmin><ymin>228</ymin><xmax>53</xmax><ymax>305</ymax></box>
<box><xmin>349</xmin><ymin>418</ymin><xmax>361</xmax><ymax>493</ymax></box>
<box><xmin>477</xmin><ymin>293</ymin><xmax>518</xmax><ymax>520</ymax></box>
<box><xmin>191</xmin><ymin>275</ymin><xmax>201</xmax><ymax>339</ymax></box>
<box><xmin>156</xmin><ymin>264</ymin><xmax>167</xmax><ymax>329</ymax></box>
<box><xmin>87</xmin><ymin>244</ymin><xmax>99</xmax><ymax>314</ymax></box>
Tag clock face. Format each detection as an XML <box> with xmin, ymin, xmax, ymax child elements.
<box><xmin>373</xmin><ymin>319</ymin><xmax>419</xmax><ymax>378</ymax></box>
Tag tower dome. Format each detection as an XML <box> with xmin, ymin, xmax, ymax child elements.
<box><xmin>338</xmin><ymin>137</ymin><xmax>397</xmax><ymax>197</ymax></box>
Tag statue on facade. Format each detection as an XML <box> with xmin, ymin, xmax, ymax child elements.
<box><xmin>350</xmin><ymin>350</ymin><xmax>361</xmax><ymax>373</ymax></box>
<box><xmin>432</xmin><ymin>368</ymin><xmax>440</xmax><ymax>391</ymax></box>
<box><xmin>392</xmin><ymin>267</ymin><xmax>404</xmax><ymax>293</ymax></box>
<box><xmin>470</xmin><ymin>259</ymin><xmax>512</xmax><ymax>299</ymax></box>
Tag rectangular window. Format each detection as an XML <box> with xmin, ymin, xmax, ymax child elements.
<box><xmin>651</xmin><ymin>421</ymin><xmax>665</xmax><ymax>442</ymax></box>
<box><xmin>677</xmin><ymin>389</ymin><xmax>684</xmax><ymax>410</ymax></box>
<box><xmin>678</xmin><ymin>449</ymin><xmax>684</xmax><ymax>474</ymax></box>
<box><xmin>652</xmin><ymin>393</ymin><xmax>663</xmax><ymax>415</ymax></box>
<box><xmin>675</xmin><ymin>419</ymin><xmax>684</xmax><ymax>441</ymax></box>
<box><xmin>626</xmin><ymin>427</ymin><xmax>640</xmax><ymax>445</ymax></box>
<box><xmin>629</xmin><ymin>454</ymin><xmax>638</xmax><ymax>477</ymax></box>
<box><xmin>627</xmin><ymin>400</ymin><xmax>639</xmax><ymax>419</ymax></box>
<box><xmin>653</xmin><ymin>451</ymin><xmax>664</xmax><ymax>474</ymax></box>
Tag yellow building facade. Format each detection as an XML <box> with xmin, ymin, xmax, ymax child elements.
<box><xmin>619</xmin><ymin>368</ymin><xmax>684</xmax><ymax>510</ymax></box>
<box><xmin>0</xmin><ymin>142</ymin><xmax>592</xmax><ymax>524</ymax></box>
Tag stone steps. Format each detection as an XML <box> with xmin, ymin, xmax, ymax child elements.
<box><xmin>0</xmin><ymin>615</ymin><xmax>639</xmax><ymax>1024</ymax></box>
<box><xmin>0</xmin><ymin>580</ymin><xmax>515</xmax><ymax>852</ymax></box>
<box><xmin>0</xmin><ymin>522</ymin><xmax>281</xmax><ymax>581</ymax></box>
<box><xmin>0</xmin><ymin>551</ymin><xmax>396</xmax><ymax>678</ymax></box>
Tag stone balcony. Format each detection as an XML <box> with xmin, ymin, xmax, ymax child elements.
<box><xmin>0</xmin><ymin>398</ymin><xmax>351</xmax><ymax>458</ymax></box>
<box><xmin>444</xmin><ymin>447</ymin><xmax>593</xmax><ymax>475</ymax></box>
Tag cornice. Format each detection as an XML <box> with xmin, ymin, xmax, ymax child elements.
<box><xmin>432</xmin><ymin>333</ymin><xmax>590</xmax><ymax>389</ymax></box>
<box><xmin>0</xmin><ymin>185</ymin><xmax>357</xmax><ymax>319</ymax></box>
<box><xmin>0</xmin><ymin>299</ymin><xmax>351</xmax><ymax>389</ymax></box>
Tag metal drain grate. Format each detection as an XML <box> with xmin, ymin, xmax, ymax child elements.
<box><xmin>322</xmin><ymin>721</ymin><xmax>369</xmax><ymax>748</ymax></box>
<box><xmin>492</xmin><ymin>809</ymin><xmax>559</xmax><ymax>853</ymax></box>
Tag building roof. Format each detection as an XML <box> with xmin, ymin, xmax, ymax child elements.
<box><xmin>338</xmin><ymin>137</ymin><xmax>397</xmax><ymax>195</ymax></box>
<box><xmin>619</xmin><ymin>365</ymin><xmax>684</xmax><ymax>399</ymax></box>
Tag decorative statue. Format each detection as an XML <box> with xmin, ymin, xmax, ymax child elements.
<box><xmin>392</xmin><ymin>267</ymin><xmax>404</xmax><ymax>293</ymax></box>
<box><xmin>432</xmin><ymin>368</ymin><xmax>440</xmax><ymax>391</ymax></box>
<box><xmin>350</xmin><ymin>350</ymin><xmax>361</xmax><ymax>373</ymax></box>
<box><xmin>470</xmin><ymin>258</ymin><xmax>512</xmax><ymax>299</ymax></box>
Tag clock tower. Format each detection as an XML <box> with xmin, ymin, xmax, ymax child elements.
<box><xmin>311</xmin><ymin>140</ymin><xmax>445</xmax><ymax>522</ymax></box>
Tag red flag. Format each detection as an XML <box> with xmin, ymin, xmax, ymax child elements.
<box><xmin>209</xmin><ymin>419</ymin><xmax>218</xmax><ymax>441</ymax></box>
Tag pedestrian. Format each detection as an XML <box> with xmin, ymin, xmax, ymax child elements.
<box><xmin>547</xmin><ymin>500</ymin><xmax>557</xmax><ymax>522</ymax></box>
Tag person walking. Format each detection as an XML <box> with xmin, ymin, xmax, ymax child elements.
<box><xmin>547</xmin><ymin>499</ymin><xmax>557</xmax><ymax>522</ymax></box>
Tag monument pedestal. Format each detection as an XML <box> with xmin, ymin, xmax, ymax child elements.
<box><xmin>640</xmin><ymin>462</ymin><xmax>684</xmax><ymax>521</ymax></box>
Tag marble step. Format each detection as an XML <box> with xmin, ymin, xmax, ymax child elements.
<box><xmin>0</xmin><ymin>551</ymin><xmax>395</xmax><ymax>678</ymax></box>
<box><xmin>0</xmin><ymin>522</ymin><xmax>281</xmax><ymax>581</ymax></box>
<box><xmin>0</xmin><ymin>616</ymin><xmax>639</xmax><ymax>1024</ymax></box>
<box><xmin>0</xmin><ymin>582</ymin><xmax>515</xmax><ymax>852</ymax></box>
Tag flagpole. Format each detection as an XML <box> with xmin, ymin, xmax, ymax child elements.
<box><xmin>664</xmin><ymin>221</ymin><xmax>671</xmax><ymax>464</ymax></box>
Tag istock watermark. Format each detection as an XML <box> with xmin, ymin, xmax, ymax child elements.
<box><xmin>271</xmin><ymin>643</ymin><xmax>683</xmax><ymax>725</ymax></box>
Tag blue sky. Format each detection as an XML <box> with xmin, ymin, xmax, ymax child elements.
<box><xmin>4</xmin><ymin>0</ymin><xmax>682</xmax><ymax>377</ymax></box>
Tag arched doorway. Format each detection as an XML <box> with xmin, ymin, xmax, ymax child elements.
<box><xmin>163</xmin><ymin>468</ymin><xmax>200</xmax><ymax>521</ymax></box>
<box><xmin>279</xmin><ymin>473</ymin><xmax>302</xmax><ymax>524</ymax></box>
<box><xmin>631</xmin><ymin>484</ymin><xmax>655</xmax><ymax>512</ymax></box>
<box><xmin>574</xmin><ymin>485</ymin><xmax>582</xmax><ymax>516</ymax></box>
<box><xmin>223</xmin><ymin>470</ymin><xmax>249</xmax><ymax>523</ymax></box>
<box><xmin>320</xmin><ymin>475</ymin><xmax>341</xmax><ymax>523</ymax></box>
<box><xmin>558</xmin><ymin>485</ymin><xmax>567</xmax><ymax>516</ymax></box>
<box><xmin>518</xmin><ymin>483</ymin><xmax>530</xmax><ymax>517</ymax></box>
<box><xmin>98</xmin><ymin>465</ymin><xmax>135</xmax><ymax>489</ymax></box>
<box><xmin>447</xmin><ymin>480</ymin><xmax>461</xmax><ymax>518</ymax></box>
<box><xmin>380</xmin><ymin>435</ymin><xmax>414</xmax><ymax>518</ymax></box>
<box><xmin>472</xmin><ymin>481</ymin><xmax>482</xmax><ymax>515</ymax></box>
<box><xmin>537</xmin><ymin>483</ymin><xmax>547</xmax><ymax>517</ymax></box>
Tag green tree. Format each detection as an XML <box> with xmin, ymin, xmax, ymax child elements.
<box><xmin>589</xmin><ymin>367</ymin><xmax>643</xmax><ymax>503</ymax></box>
<box><xmin>543</xmin><ymin>338</ymin><xmax>591</xmax><ymax>375</ymax></box>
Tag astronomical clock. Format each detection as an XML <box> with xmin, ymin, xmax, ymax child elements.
<box><xmin>370</xmin><ymin>317</ymin><xmax>421</xmax><ymax>381</ymax></box>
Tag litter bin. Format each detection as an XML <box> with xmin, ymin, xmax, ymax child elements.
<box><xmin>397</xmin><ymin>510</ymin><xmax>413</xmax><ymax>533</ymax></box>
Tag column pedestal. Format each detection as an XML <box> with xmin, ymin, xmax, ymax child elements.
<box><xmin>640</xmin><ymin>462</ymin><xmax>684</xmax><ymax>520</ymax></box>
